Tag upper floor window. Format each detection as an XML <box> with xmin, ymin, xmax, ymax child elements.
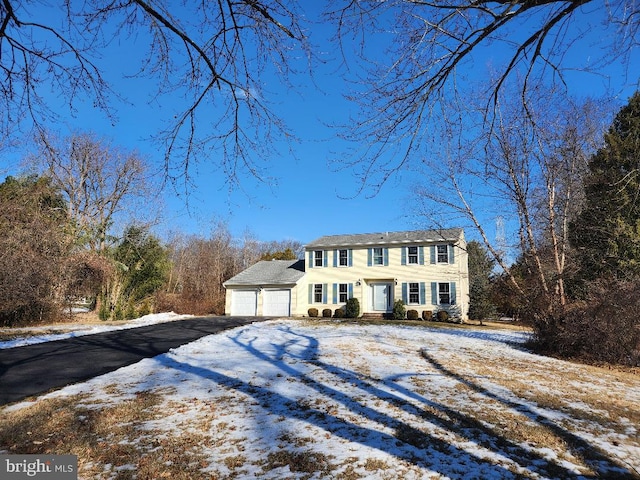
<box><xmin>408</xmin><ymin>246</ymin><xmax>418</xmax><ymax>264</ymax></box>
<box><xmin>314</xmin><ymin>250</ymin><xmax>324</xmax><ymax>267</ymax></box>
<box><xmin>437</xmin><ymin>245</ymin><xmax>449</xmax><ymax>263</ymax></box>
<box><xmin>339</xmin><ymin>249</ymin><xmax>348</xmax><ymax>266</ymax></box>
<box><xmin>368</xmin><ymin>247</ymin><xmax>389</xmax><ymax>266</ymax></box>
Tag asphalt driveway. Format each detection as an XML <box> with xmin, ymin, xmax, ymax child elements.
<box><xmin>0</xmin><ymin>316</ymin><xmax>265</xmax><ymax>406</ymax></box>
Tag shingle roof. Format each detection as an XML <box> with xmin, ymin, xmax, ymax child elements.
<box><xmin>305</xmin><ymin>228</ymin><xmax>464</xmax><ymax>248</ymax></box>
<box><xmin>223</xmin><ymin>259</ymin><xmax>305</xmax><ymax>286</ymax></box>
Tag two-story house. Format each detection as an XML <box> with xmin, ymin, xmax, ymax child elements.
<box><xmin>223</xmin><ymin>228</ymin><xmax>469</xmax><ymax>320</ymax></box>
<box><xmin>304</xmin><ymin>228</ymin><xmax>468</xmax><ymax>319</ymax></box>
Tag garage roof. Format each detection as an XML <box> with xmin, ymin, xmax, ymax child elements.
<box><xmin>223</xmin><ymin>259</ymin><xmax>305</xmax><ymax>286</ymax></box>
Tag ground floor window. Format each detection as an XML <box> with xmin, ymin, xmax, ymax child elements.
<box><xmin>438</xmin><ymin>282</ymin><xmax>450</xmax><ymax>305</ymax></box>
<box><xmin>409</xmin><ymin>282</ymin><xmax>420</xmax><ymax>304</ymax></box>
<box><xmin>314</xmin><ymin>284</ymin><xmax>324</xmax><ymax>303</ymax></box>
<box><xmin>339</xmin><ymin>283</ymin><xmax>348</xmax><ymax>303</ymax></box>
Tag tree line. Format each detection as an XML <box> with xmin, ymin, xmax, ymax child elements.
<box><xmin>0</xmin><ymin>133</ymin><xmax>302</xmax><ymax>326</ymax></box>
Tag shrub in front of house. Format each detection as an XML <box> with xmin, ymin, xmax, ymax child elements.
<box><xmin>392</xmin><ymin>299</ymin><xmax>406</xmax><ymax>320</ymax></box>
<box><xmin>436</xmin><ymin>310</ymin><xmax>449</xmax><ymax>322</ymax></box>
<box><xmin>308</xmin><ymin>308</ymin><xmax>319</xmax><ymax>317</ymax></box>
<box><xmin>407</xmin><ymin>309</ymin><xmax>419</xmax><ymax>320</ymax></box>
<box><xmin>422</xmin><ymin>310</ymin><xmax>433</xmax><ymax>321</ymax></box>
<box><xmin>334</xmin><ymin>307</ymin><xmax>345</xmax><ymax>318</ymax></box>
<box><xmin>322</xmin><ymin>308</ymin><xmax>332</xmax><ymax>318</ymax></box>
<box><xmin>345</xmin><ymin>297</ymin><xmax>360</xmax><ymax>318</ymax></box>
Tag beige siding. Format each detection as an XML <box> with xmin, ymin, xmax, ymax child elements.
<box><xmin>304</xmin><ymin>235</ymin><xmax>469</xmax><ymax>319</ymax></box>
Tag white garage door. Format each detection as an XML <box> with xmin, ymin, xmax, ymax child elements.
<box><xmin>263</xmin><ymin>289</ymin><xmax>291</xmax><ymax>317</ymax></box>
<box><xmin>231</xmin><ymin>290</ymin><xmax>258</xmax><ymax>316</ymax></box>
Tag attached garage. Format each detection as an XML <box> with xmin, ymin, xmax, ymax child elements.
<box><xmin>263</xmin><ymin>289</ymin><xmax>291</xmax><ymax>316</ymax></box>
<box><xmin>230</xmin><ymin>290</ymin><xmax>258</xmax><ymax>316</ymax></box>
<box><xmin>223</xmin><ymin>259</ymin><xmax>305</xmax><ymax>317</ymax></box>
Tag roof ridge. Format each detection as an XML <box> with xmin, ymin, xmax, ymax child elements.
<box><xmin>315</xmin><ymin>227</ymin><xmax>460</xmax><ymax>237</ymax></box>
<box><xmin>305</xmin><ymin>228</ymin><xmax>463</xmax><ymax>247</ymax></box>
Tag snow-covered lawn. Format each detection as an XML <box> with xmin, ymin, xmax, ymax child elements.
<box><xmin>1</xmin><ymin>319</ymin><xmax>639</xmax><ymax>479</ymax></box>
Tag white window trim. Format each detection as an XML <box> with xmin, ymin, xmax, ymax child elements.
<box><xmin>408</xmin><ymin>282</ymin><xmax>420</xmax><ymax>304</ymax></box>
<box><xmin>338</xmin><ymin>249</ymin><xmax>348</xmax><ymax>267</ymax></box>
<box><xmin>313</xmin><ymin>283</ymin><xmax>324</xmax><ymax>303</ymax></box>
<box><xmin>338</xmin><ymin>283</ymin><xmax>348</xmax><ymax>303</ymax></box>
<box><xmin>407</xmin><ymin>246</ymin><xmax>418</xmax><ymax>264</ymax></box>
<box><xmin>436</xmin><ymin>245</ymin><xmax>449</xmax><ymax>264</ymax></box>
<box><xmin>438</xmin><ymin>282</ymin><xmax>451</xmax><ymax>305</ymax></box>
<box><xmin>373</xmin><ymin>247</ymin><xmax>384</xmax><ymax>266</ymax></box>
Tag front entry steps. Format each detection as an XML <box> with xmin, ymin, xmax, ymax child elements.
<box><xmin>360</xmin><ymin>312</ymin><xmax>393</xmax><ymax>320</ymax></box>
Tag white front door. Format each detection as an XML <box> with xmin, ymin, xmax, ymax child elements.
<box><xmin>371</xmin><ymin>283</ymin><xmax>392</xmax><ymax>311</ymax></box>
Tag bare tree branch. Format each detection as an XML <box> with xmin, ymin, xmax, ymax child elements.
<box><xmin>329</xmin><ymin>0</ymin><xmax>638</xmax><ymax>192</ymax></box>
<box><xmin>0</xmin><ymin>1</ymin><xmax>309</xmax><ymax>189</ymax></box>
<box><xmin>415</xmin><ymin>86</ymin><xmax>613</xmax><ymax>311</ymax></box>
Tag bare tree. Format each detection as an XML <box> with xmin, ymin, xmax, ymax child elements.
<box><xmin>416</xmin><ymin>87</ymin><xmax>611</xmax><ymax>313</ymax></box>
<box><xmin>1</xmin><ymin>1</ymin><xmax>309</xmax><ymax>186</ymax></box>
<box><xmin>328</xmin><ymin>1</ymin><xmax>639</xmax><ymax>189</ymax></box>
<box><xmin>29</xmin><ymin>131</ymin><xmax>156</xmax><ymax>252</ymax></box>
<box><xmin>162</xmin><ymin>220</ymin><xmax>302</xmax><ymax>314</ymax></box>
<box><xmin>163</xmin><ymin>221</ymin><xmax>237</xmax><ymax>314</ymax></box>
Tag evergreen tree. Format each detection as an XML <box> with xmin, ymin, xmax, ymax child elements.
<box><xmin>101</xmin><ymin>226</ymin><xmax>169</xmax><ymax>320</ymax></box>
<box><xmin>260</xmin><ymin>248</ymin><xmax>297</xmax><ymax>261</ymax></box>
<box><xmin>467</xmin><ymin>241</ymin><xmax>496</xmax><ymax>322</ymax></box>
<box><xmin>570</xmin><ymin>92</ymin><xmax>640</xmax><ymax>281</ymax></box>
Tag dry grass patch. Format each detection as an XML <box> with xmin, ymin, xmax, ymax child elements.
<box><xmin>362</xmin><ymin>457</ymin><xmax>391</xmax><ymax>471</ymax></box>
<box><xmin>259</xmin><ymin>449</ymin><xmax>333</xmax><ymax>477</ymax></box>
<box><xmin>0</xmin><ymin>392</ymin><xmax>213</xmax><ymax>479</ymax></box>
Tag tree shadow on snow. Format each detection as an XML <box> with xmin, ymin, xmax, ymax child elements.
<box><xmin>156</xmin><ymin>324</ymin><xmax>637</xmax><ymax>479</ymax></box>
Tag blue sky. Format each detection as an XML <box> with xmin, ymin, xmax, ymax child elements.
<box><xmin>2</xmin><ymin>3</ymin><xmax>639</xmax><ymax>247</ymax></box>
